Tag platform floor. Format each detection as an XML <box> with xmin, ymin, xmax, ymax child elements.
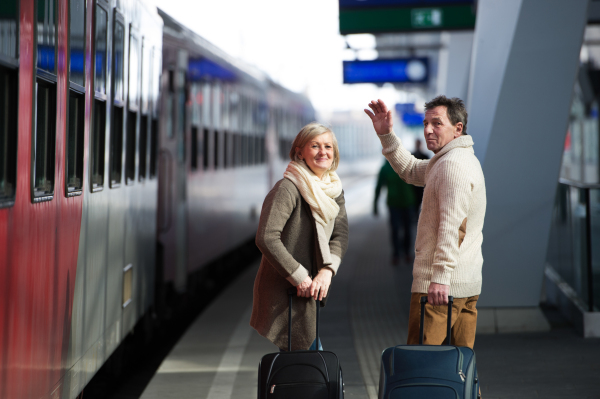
<box><xmin>140</xmin><ymin>176</ymin><xmax>600</xmax><ymax>399</ymax></box>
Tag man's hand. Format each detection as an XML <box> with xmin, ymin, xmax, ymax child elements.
<box><xmin>428</xmin><ymin>282</ymin><xmax>450</xmax><ymax>306</ymax></box>
<box><xmin>297</xmin><ymin>276</ymin><xmax>313</xmax><ymax>298</ymax></box>
<box><xmin>364</xmin><ymin>99</ymin><xmax>394</xmax><ymax>136</ymax></box>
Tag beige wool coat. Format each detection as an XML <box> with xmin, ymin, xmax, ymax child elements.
<box><xmin>251</xmin><ymin>178</ymin><xmax>349</xmax><ymax>351</ymax></box>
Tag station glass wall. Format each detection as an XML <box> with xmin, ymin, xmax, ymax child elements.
<box><xmin>546</xmin><ymin>76</ymin><xmax>600</xmax><ymax>311</ymax></box>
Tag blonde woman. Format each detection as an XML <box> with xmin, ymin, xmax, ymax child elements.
<box><xmin>250</xmin><ymin>123</ymin><xmax>349</xmax><ymax>351</ymax></box>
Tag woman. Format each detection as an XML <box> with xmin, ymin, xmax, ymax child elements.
<box><xmin>251</xmin><ymin>123</ymin><xmax>349</xmax><ymax>351</ymax></box>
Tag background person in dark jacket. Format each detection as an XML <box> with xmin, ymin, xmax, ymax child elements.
<box><xmin>374</xmin><ymin>159</ymin><xmax>416</xmax><ymax>265</ymax></box>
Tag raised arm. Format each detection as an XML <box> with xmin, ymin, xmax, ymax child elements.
<box><xmin>365</xmin><ymin>99</ymin><xmax>428</xmax><ymax>186</ymax></box>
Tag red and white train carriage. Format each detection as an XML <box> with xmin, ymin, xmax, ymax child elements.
<box><xmin>0</xmin><ymin>1</ymin><xmax>314</xmax><ymax>398</ymax></box>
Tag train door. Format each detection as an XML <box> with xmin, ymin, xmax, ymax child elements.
<box><xmin>174</xmin><ymin>50</ymin><xmax>188</xmax><ymax>292</ymax></box>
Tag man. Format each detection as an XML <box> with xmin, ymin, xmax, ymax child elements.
<box><xmin>364</xmin><ymin>96</ymin><xmax>486</xmax><ymax>349</ymax></box>
<box><xmin>374</xmin><ymin>159</ymin><xmax>416</xmax><ymax>265</ymax></box>
<box><xmin>411</xmin><ymin>139</ymin><xmax>430</xmax><ymax>210</ymax></box>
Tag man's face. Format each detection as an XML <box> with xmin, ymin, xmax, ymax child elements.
<box><xmin>423</xmin><ymin>106</ymin><xmax>463</xmax><ymax>154</ymax></box>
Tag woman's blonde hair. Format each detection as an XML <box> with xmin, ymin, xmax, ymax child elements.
<box><xmin>289</xmin><ymin>122</ymin><xmax>340</xmax><ymax>172</ymax></box>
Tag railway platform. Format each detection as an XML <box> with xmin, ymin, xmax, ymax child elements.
<box><xmin>139</xmin><ymin>175</ymin><xmax>600</xmax><ymax>399</ymax></box>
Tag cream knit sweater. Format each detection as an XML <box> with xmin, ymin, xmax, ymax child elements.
<box><xmin>379</xmin><ymin>132</ymin><xmax>486</xmax><ymax>298</ymax></box>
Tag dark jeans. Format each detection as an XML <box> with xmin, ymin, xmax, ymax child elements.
<box><xmin>388</xmin><ymin>206</ymin><xmax>412</xmax><ymax>258</ymax></box>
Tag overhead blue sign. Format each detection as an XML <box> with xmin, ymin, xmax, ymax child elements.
<box><xmin>395</xmin><ymin>103</ymin><xmax>424</xmax><ymax>126</ymax></box>
<box><xmin>339</xmin><ymin>0</ymin><xmax>473</xmax><ymax>7</ymax></box>
<box><xmin>343</xmin><ymin>58</ymin><xmax>429</xmax><ymax>84</ymax></box>
<box><xmin>188</xmin><ymin>58</ymin><xmax>236</xmax><ymax>82</ymax></box>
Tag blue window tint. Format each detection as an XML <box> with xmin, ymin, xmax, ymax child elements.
<box><xmin>114</xmin><ymin>21</ymin><xmax>125</xmax><ymax>102</ymax></box>
<box><xmin>37</xmin><ymin>0</ymin><xmax>57</xmax><ymax>74</ymax></box>
<box><xmin>0</xmin><ymin>0</ymin><xmax>19</xmax><ymax>60</ymax></box>
<box><xmin>94</xmin><ymin>5</ymin><xmax>107</xmax><ymax>95</ymax></box>
<box><xmin>69</xmin><ymin>0</ymin><xmax>85</xmax><ymax>86</ymax></box>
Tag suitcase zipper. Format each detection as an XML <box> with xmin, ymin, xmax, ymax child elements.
<box><xmin>269</xmin><ymin>382</ymin><xmax>327</xmax><ymax>394</ymax></box>
<box><xmin>456</xmin><ymin>348</ymin><xmax>465</xmax><ymax>381</ymax></box>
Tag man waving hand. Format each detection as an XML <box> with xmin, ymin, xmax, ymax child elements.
<box><xmin>365</xmin><ymin>97</ymin><xmax>486</xmax><ymax>349</ymax></box>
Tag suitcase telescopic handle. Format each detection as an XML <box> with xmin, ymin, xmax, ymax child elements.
<box><xmin>419</xmin><ymin>296</ymin><xmax>454</xmax><ymax>345</ymax></box>
<box><xmin>287</xmin><ymin>287</ymin><xmax>320</xmax><ymax>352</ymax></box>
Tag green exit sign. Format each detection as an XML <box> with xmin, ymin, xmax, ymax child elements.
<box><xmin>411</xmin><ymin>8</ymin><xmax>443</xmax><ymax>28</ymax></box>
<box><xmin>339</xmin><ymin>5</ymin><xmax>475</xmax><ymax>34</ymax></box>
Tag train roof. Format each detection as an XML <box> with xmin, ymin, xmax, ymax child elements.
<box><xmin>158</xmin><ymin>9</ymin><xmax>268</xmax><ymax>86</ymax></box>
<box><xmin>157</xmin><ymin>8</ymin><xmax>313</xmax><ymax>109</ymax></box>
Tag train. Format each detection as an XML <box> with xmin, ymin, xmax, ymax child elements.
<box><xmin>0</xmin><ymin>1</ymin><xmax>315</xmax><ymax>398</ymax></box>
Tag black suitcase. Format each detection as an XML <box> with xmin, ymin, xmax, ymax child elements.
<box><xmin>257</xmin><ymin>288</ymin><xmax>344</xmax><ymax>399</ymax></box>
<box><xmin>378</xmin><ymin>296</ymin><xmax>480</xmax><ymax>399</ymax></box>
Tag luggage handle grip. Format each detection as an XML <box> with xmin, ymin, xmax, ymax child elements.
<box><xmin>419</xmin><ymin>296</ymin><xmax>454</xmax><ymax>345</ymax></box>
<box><xmin>287</xmin><ymin>287</ymin><xmax>320</xmax><ymax>352</ymax></box>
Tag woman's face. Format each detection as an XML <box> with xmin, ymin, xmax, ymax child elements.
<box><xmin>298</xmin><ymin>133</ymin><xmax>334</xmax><ymax>179</ymax></box>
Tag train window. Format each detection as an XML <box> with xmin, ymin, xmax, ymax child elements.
<box><xmin>129</xmin><ymin>33</ymin><xmax>139</xmax><ymax>109</ymax></box>
<box><xmin>152</xmin><ymin>52</ymin><xmax>161</xmax><ymax>119</ymax></box>
<box><xmin>127</xmin><ymin>31</ymin><xmax>139</xmax><ymax>185</ymax></box>
<box><xmin>32</xmin><ymin>80</ymin><xmax>56</xmax><ymax>201</ymax></box>
<box><xmin>176</xmin><ymin>71</ymin><xmax>186</xmax><ymax>163</ymax></box>
<box><xmin>213</xmin><ymin>130</ymin><xmax>219</xmax><ymax>170</ymax></box>
<box><xmin>223</xmin><ymin>132</ymin><xmax>229</xmax><ymax>168</ymax></box>
<box><xmin>203</xmin><ymin>128</ymin><xmax>209</xmax><ymax>170</ymax></box>
<box><xmin>66</xmin><ymin>0</ymin><xmax>85</xmax><ymax>197</ymax></box>
<box><xmin>165</xmin><ymin>92</ymin><xmax>173</xmax><ymax>138</ymax></box>
<box><xmin>90</xmin><ymin>100</ymin><xmax>106</xmax><ymax>191</ymax></box>
<box><xmin>141</xmin><ymin>41</ymin><xmax>150</xmax><ymax>115</ymax></box>
<box><xmin>94</xmin><ymin>5</ymin><xmax>107</xmax><ymax>96</ymax></box>
<box><xmin>279</xmin><ymin>138</ymin><xmax>287</xmax><ymax>160</ymax></box>
<box><xmin>191</xmin><ymin>126</ymin><xmax>198</xmax><ymax>171</ymax></box>
<box><xmin>126</xmin><ymin>111</ymin><xmax>136</xmax><ymax>184</ymax></box>
<box><xmin>213</xmin><ymin>83</ymin><xmax>221</xmax><ymax>131</ymax></box>
<box><xmin>202</xmin><ymin>82</ymin><xmax>211</xmax><ymax>128</ymax></box>
<box><xmin>37</xmin><ymin>0</ymin><xmax>57</xmax><ymax>75</ymax></box>
<box><xmin>113</xmin><ymin>19</ymin><xmax>125</xmax><ymax>104</ymax></box>
<box><xmin>149</xmin><ymin>118</ymin><xmax>158</xmax><ymax>178</ymax></box>
<box><xmin>69</xmin><ymin>0</ymin><xmax>85</xmax><ymax>87</ymax></box>
<box><xmin>232</xmin><ymin>133</ymin><xmax>238</xmax><ymax>168</ymax></box>
<box><xmin>258</xmin><ymin>136</ymin><xmax>264</xmax><ymax>165</ymax></box>
<box><xmin>230</xmin><ymin>91</ymin><xmax>239</xmax><ymax>133</ymax></box>
<box><xmin>139</xmin><ymin>115</ymin><xmax>148</xmax><ymax>181</ymax></box>
<box><xmin>0</xmin><ymin>66</ymin><xmax>18</xmax><ymax>208</ymax></box>
<box><xmin>252</xmin><ymin>135</ymin><xmax>258</xmax><ymax>165</ymax></box>
<box><xmin>191</xmin><ymin>84</ymin><xmax>200</xmax><ymax>126</ymax></box>
<box><xmin>110</xmin><ymin>106</ymin><xmax>123</xmax><ymax>187</ymax></box>
<box><xmin>236</xmin><ymin>134</ymin><xmax>242</xmax><ymax>167</ymax></box>
<box><xmin>66</xmin><ymin>91</ymin><xmax>84</xmax><ymax>195</ymax></box>
<box><xmin>0</xmin><ymin>1</ymin><xmax>18</xmax><ymax>61</ymax></box>
<box><xmin>240</xmin><ymin>96</ymin><xmax>246</xmax><ymax>134</ymax></box>
<box><xmin>222</xmin><ymin>88</ymin><xmax>229</xmax><ymax>130</ymax></box>
<box><xmin>241</xmin><ymin>135</ymin><xmax>248</xmax><ymax>166</ymax></box>
<box><xmin>110</xmin><ymin>13</ymin><xmax>125</xmax><ymax>188</ymax></box>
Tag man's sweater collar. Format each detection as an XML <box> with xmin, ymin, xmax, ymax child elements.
<box><xmin>433</xmin><ymin>135</ymin><xmax>474</xmax><ymax>158</ymax></box>
<box><xmin>425</xmin><ymin>135</ymin><xmax>474</xmax><ymax>180</ymax></box>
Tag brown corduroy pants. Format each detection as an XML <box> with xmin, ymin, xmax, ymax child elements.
<box><xmin>406</xmin><ymin>293</ymin><xmax>479</xmax><ymax>349</ymax></box>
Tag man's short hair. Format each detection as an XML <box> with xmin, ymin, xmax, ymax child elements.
<box><xmin>424</xmin><ymin>95</ymin><xmax>468</xmax><ymax>135</ymax></box>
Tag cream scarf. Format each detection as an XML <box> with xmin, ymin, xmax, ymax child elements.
<box><xmin>284</xmin><ymin>161</ymin><xmax>343</xmax><ymax>266</ymax></box>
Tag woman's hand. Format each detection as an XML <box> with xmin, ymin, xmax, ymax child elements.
<box><xmin>310</xmin><ymin>268</ymin><xmax>333</xmax><ymax>301</ymax></box>
<box><xmin>297</xmin><ymin>276</ymin><xmax>313</xmax><ymax>298</ymax></box>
